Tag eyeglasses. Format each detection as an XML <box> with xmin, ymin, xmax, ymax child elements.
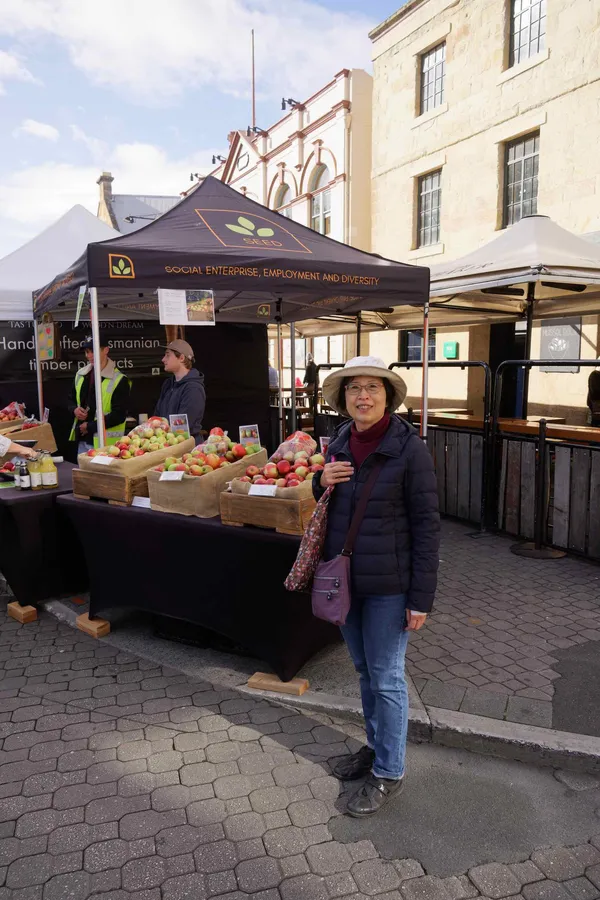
<box><xmin>345</xmin><ymin>382</ymin><xmax>384</xmax><ymax>396</ymax></box>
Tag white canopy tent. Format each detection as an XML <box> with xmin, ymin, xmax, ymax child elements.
<box><xmin>0</xmin><ymin>205</ymin><xmax>118</xmax><ymax>321</ymax></box>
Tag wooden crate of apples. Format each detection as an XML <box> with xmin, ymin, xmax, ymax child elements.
<box><xmin>0</xmin><ymin>402</ymin><xmax>25</xmax><ymax>431</ymax></box>
<box><xmin>230</xmin><ymin>430</ymin><xmax>324</xmax><ymax>499</ymax></box>
<box><xmin>147</xmin><ymin>427</ymin><xmax>267</xmax><ymax>518</ymax></box>
<box><xmin>78</xmin><ymin>416</ymin><xmax>194</xmax><ymax>476</ymax></box>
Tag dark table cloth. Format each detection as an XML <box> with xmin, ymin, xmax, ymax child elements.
<box><xmin>57</xmin><ymin>495</ymin><xmax>339</xmax><ymax>681</ymax></box>
<box><xmin>0</xmin><ymin>462</ymin><xmax>88</xmax><ymax>605</ymax></box>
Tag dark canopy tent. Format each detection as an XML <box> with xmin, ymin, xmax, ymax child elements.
<box><xmin>33</xmin><ymin>175</ymin><xmax>428</xmax><ymax>323</ymax></box>
<box><xmin>32</xmin><ymin>176</ymin><xmax>430</xmax><ymax>444</ymax></box>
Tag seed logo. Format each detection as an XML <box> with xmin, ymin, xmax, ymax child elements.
<box><xmin>195</xmin><ymin>209</ymin><xmax>311</xmax><ymax>254</ymax></box>
<box><xmin>109</xmin><ymin>254</ymin><xmax>135</xmax><ymax>279</ymax></box>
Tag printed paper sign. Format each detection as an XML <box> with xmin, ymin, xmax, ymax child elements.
<box><xmin>169</xmin><ymin>414</ymin><xmax>190</xmax><ymax>439</ymax></box>
<box><xmin>239</xmin><ymin>424</ymin><xmax>260</xmax><ymax>448</ymax></box>
<box><xmin>319</xmin><ymin>436</ymin><xmax>331</xmax><ymax>454</ymax></box>
<box><xmin>131</xmin><ymin>496</ymin><xmax>151</xmax><ymax>508</ymax></box>
<box><xmin>158</xmin><ymin>289</ymin><xmax>215</xmax><ymax>326</ymax></box>
<box><xmin>249</xmin><ymin>484</ymin><xmax>277</xmax><ymax>497</ymax></box>
<box><xmin>160</xmin><ymin>470</ymin><xmax>185</xmax><ymax>481</ymax></box>
<box><xmin>42</xmin><ymin>408</ymin><xmax>50</xmax><ymax>424</ymax></box>
<box><xmin>37</xmin><ymin>322</ymin><xmax>56</xmax><ymax>361</ymax></box>
<box><xmin>91</xmin><ymin>455</ymin><xmax>114</xmax><ymax>466</ymax></box>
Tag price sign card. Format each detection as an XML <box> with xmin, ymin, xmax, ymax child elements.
<box><xmin>160</xmin><ymin>470</ymin><xmax>185</xmax><ymax>481</ymax></box>
<box><xmin>249</xmin><ymin>484</ymin><xmax>277</xmax><ymax>497</ymax></box>
<box><xmin>132</xmin><ymin>496</ymin><xmax>151</xmax><ymax>508</ymax></box>
<box><xmin>169</xmin><ymin>414</ymin><xmax>190</xmax><ymax>439</ymax></box>
<box><xmin>239</xmin><ymin>424</ymin><xmax>260</xmax><ymax>448</ymax></box>
<box><xmin>91</xmin><ymin>456</ymin><xmax>114</xmax><ymax>466</ymax></box>
<box><xmin>319</xmin><ymin>436</ymin><xmax>331</xmax><ymax>455</ymax></box>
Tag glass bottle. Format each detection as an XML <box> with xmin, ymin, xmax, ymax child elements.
<box><xmin>14</xmin><ymin>462</ymin><xmax>21</xmax><ymax>489</ymax></box>
<box><xmin>28</xmin><ymin>455</ymin><xmax>42</xmax><ymax>491</ymax></box>
<box><xmin>40</xmin><ymin>452</ymin><xmax>58</xmax><ymax>489</ymax></box>
<box><xmin>19</xmin><ymin>462</ymin><xmax>31</xmax><ymax>490</ymax></box>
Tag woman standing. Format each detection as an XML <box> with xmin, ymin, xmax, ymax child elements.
<box><xmin>313</xmin><ymin>357</ymin><xmax>440</xmax><ymax>818</ymax></box>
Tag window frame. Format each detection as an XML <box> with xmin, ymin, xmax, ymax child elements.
<box><xmin>503</xmin><ymin>131</ymin><xmax>540</xmax><ymax>228</ymax></box>
<box><xmin>275</xmin><ymin>183</ymin><xmax>293</xmax><ymax>218</ymax></box>
<box><xmin>399</xmin><ymin>328</ymin><xmax>437</xmax><ymax>363</ymax></box>
<box><xmin>310</xmin><ymin>164</ymin><xmax>332</xmax><ymax>236</ymax></box>
<box><xmin>419</xmin><ymin>41</ymin><xmax>446</xmax><ymax>115</ymax></box>
<box><xmin>417</xmin><ymin>169</ymin><xmax>442</xmax><ymax>248</ymax></box>
<box><xmin>509</xmin><ymin>0</ymin><xmax>546</xmax><ymax>67</ymax></box>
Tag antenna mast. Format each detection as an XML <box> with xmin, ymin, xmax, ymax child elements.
<box><xmin>251</xmin><ymin>29</ymin><xmax>256</xmax><ymax>129</ymax></box>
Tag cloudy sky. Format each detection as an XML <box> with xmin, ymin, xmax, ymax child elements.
<box><xmin>0</xmin><ymin>0</ymin><xmax>401</xmax><ymax>258</ymax></box>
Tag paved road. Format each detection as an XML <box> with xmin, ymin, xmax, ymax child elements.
<box><xmin>1</xmin><ymin>605</ymin><xmax>600</xmax><ymax>899</ymax></box>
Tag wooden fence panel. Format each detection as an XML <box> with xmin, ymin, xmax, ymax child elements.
<box><xmin>457</xmin><ymin>432</ymin><xmax>471</xmax><ymax>520</ymax></box>
<box><xmin>470</xmin><ymin>435</ymin><xmax>483</xmax><ymax>524</ymax></box>
<box><xmin>589</xmin><ymin>451</ymin><xmax>600</xmax><ymax>560</ymax></box>
<box><xmin>569</xmin><ymin>448</ymin><xmax>590</xmax><ymax>553</ymax></box>
<box><xmin>504</xmin><ymin>441</ymin><xmax>521</xmax><ymax>536</ymax></box>
<box><xmin>519</xmin><ymin>441</ymin><xmax>536</xmax><ymax>539</ymax></box>
<box><xmin>552</xmin><ymin>446</ymin><xmax>571</xmax><ymax>549</ymax></box>
<box><xmin>445</xmin><ymin>431</ymin><xmax>458</xmax><ymax>517</ymax></box>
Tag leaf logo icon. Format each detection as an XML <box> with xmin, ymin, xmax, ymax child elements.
<box><xmin>225</xmin><ymin>216</ymin><xmax>274</xmax><ymax>238</ymax></box>
<box><xmin>108</xmin><ymin>254</ymin><xmax>135</xmax><ymax>278</ymax></box>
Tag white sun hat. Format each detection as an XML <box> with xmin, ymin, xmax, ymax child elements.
<box><xmin>322</xmin><ymin>356</ymin><xmax>407</xmax><ymax>416</ymax></box>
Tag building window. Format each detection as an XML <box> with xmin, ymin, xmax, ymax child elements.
<box><xmin>275</xmin><ymin>184</ymin><xmax>293</xmax><ymax>218</ymax></box>
<box><xmin>417</xmin><ymin>170</ymin><xmax>442</xmax><ymax>247</ymax></box>
<box><xmin>313</xmin><ymin>335</ymin><xmax>344</xmax><ymax>366</ymax></box>
<box><xmin>510</xmin><ymin>0</ymin><xmax>546</xmax><ymax>67</ymax></box>
<box><xmin>310</xmin><ymin>165</ymin><xmax>332</xmax><ymax>235</ymax></box>
<box><xmin>504</xmin><ymin>132</ymin><xmax>539</xmax><ymax>227</ymax></box>
<box><xmin>281</xmin><ymin>338</ymin><xmax>307</xmax><ymax>389</ymax></box>
<box><xmin>400</xmin><ymin>329</ymin><xmax>436</xmax><ymax>362</ymax></box>
<box><xmin>420</xmin><ymin>42</ymin><xmax>446</xmax><ymax>114</ymax></box>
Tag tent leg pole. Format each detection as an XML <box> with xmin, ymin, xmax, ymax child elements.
<box><xmin>33</xmin><ymin>322</ymin><xmax>44</xmax><ymax>420</ymax></box>
<box><xmin>90</xmin><ymin>288</ymin><xmax>106</xmax><ymax>448</ymax></box>
<box><xmin>420</xmin><ymin>300</ymin><xmax>430</xmax><ymax>440</ymax></box>
<box><xmin>521</xmin><ymin>283</ymin><xmax>535</xmax><ymax>420</ymax></box>
<box><xmin>277</xmin><ymin>322</ymin><xmax>284</xmax><ymax>444</ymax></box>
<box><xmin>356</xmin><ymin>312</ymin><xmax>362</xmax><ymax>355</ymax></box>
<box><xmin>290</xmin><ymin>323</ymin><xmax>297</xmax><ymax>433</ymax></box>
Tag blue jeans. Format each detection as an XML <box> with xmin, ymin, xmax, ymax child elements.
<box><xmin>78</xmin><ymin>441</ymin><xmax>94</xmax><ymax>455</ymax></box>
<box><xmin>341</xmin><ymin>593</ymin><xmax>409</xmax><ymax>780</ymax></box>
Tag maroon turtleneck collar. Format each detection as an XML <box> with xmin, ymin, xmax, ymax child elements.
<box><xmin>348</xmin><ymin>411</ymin><xmax>391</xmax><ymax>470</ymax></box>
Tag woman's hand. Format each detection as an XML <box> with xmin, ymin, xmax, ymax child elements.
<box><xmin>406</xmin><ymin>611</ymin><xmax>427</xmax><ymax>631</ymax></box>
<box><xmin>11</xmin><ymin>443</ymin><xmax>37</xmax><ymax>459</ymax></box>
<box><xmin>320</xmin><ymin>460</ymin><xmax>354</xmax><ymax>487</ymax></box>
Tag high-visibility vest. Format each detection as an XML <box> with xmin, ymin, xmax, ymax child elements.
<box><xmin>69</xmin><ymin>369</ymin><xmax>127</xmax><ymax>448</ymax></box>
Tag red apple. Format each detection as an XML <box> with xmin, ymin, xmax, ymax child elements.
<box><xmin>209</xmin><ymin>427</ymin><xmax>224</xmax><ymax>437</ymax></box>
<box><xmin>309</xmin><ymin>453</ymin><xmax>325</xmax><ymax>466</ymax></box>
<box><xmin>276</xmin><ymin>478</ymin><xmax>287</xmax><ymax>487</ymax></box>
<box><xmin>174</xmin><ymin>463</ymin><xmax>188</xmax><ymax>471</ymax></box>
<box><xmin>239</xmin><ymin>476</ymin><xmax>252</xmax><ymax>483</ymax></box>
<box><xmin>254</xmin><ymin>477</ymin><xmax>267</xmax><ymax>485</ymax></box>
<box><xmin>294</xmin><ymin>465</ymin><xmax>308</xmax><ymax>478</ymax></box>
<box><xmin>189</xmin><ymin>465</ymin><xmax>203</xmax><ymax>476</ymax></box>
<box><xmin>120</xmin><ymin>450</ymin><xmax>132</xmax><ymax>459</ymax></box>
<box><xmin>277</xmin><ymin>460</ymin><xmax>291</xmax><ymax>476</ymax></box>
<box><xmin>134</xmin><ymin>449</ymin><xmax>146</xmax><ymax>457</ymax></box>
<box><xmin>232</xmin><ymin>444</ymin><xmax>247</xmax><ymax>458</ymax></box>
<box><xmin>155</xmin><ymin>465</ymin><xmax>165</xmax><ymax>472</ymax></box>
<box><xmin>246</xmin><ymin>465</ymin><xmax>259</xmax><ymax>478</ymax></box>
<box><xmin>265</xmin><ymin>478</ymin><xmax>276</xmax><ymax>485</ymax></box>
<box><xmin>87</xmin><ymin>449</ymin><xmax>96</xmax><ymax>457</ymax></box>
<box><xmin>287</xmin><ymin>479</ymin><xmax>300</xmax><ymax>488</ymax></box>
<box><xmin>263</xmin><ymin>462</ymin><xmax>278</xmax><ymax>479</ymax></box>
<box><xmin>205</xmin><ymin>453</ymin><xmax>221</xmax><ymax>470</ymax></box>
<box><xmin>310</xmin><ymin>464</ymin><xmax>324</xmax><ymax>473</ymax></box>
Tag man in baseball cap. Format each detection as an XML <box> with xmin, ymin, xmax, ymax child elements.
<box><xmin>154</xmin><ymin>339</ymin><xmax>205</xmax><ymax>443</ymax></box>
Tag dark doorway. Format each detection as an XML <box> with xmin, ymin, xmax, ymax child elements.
<box><xmin>489</xmin><ymin>322</ymin><xmax>526</xmax><ymax>417</ymax></box>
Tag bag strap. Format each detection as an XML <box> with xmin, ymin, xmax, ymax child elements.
<box><xmin>342</xmin><ymin>459</ymin><xmax>386</xmax><ymax>556</ymax></box>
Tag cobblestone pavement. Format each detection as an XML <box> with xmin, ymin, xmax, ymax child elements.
<box><xmin>406</xmin><ymin>521</ymin><xmax>600</xmax><ymax>730</ymax></box>
<box><xmin>2</xmin><ymin>603</ymin><xmax>600</xmax><ymax>898</ymax></box>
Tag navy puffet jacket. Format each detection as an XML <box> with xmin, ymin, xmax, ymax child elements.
<box><xmin>312</xmin><ymin>415</ymin><xmax>440</xmax><ymax>613</ymax></box>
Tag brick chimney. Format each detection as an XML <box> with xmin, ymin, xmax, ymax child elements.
<box><xmin>96</xmin><ymin>172</ymin><xmax>117</xmax><ymax>229</ymax></box>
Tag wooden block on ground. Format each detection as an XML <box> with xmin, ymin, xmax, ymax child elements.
<box><xmin>247</xmin><ymin>671</ymin><xmax>309</xmax><ymax>696</ymax></box>
<box><xmin>76</xmin><ymin>613</ymin><xmax>110</xmax><ymax>638</ymax></box>
<box><xmin>7</xmin><ymin>602</ymin><xmax>37</xmax><ymax>624</ymax></box>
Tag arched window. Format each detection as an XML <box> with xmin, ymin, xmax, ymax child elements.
<box><xmin>310</xmin><ymin>164</ymin><xmax>331</xmax><ymax>235</ymax></box>
<box><xmin>275</xmin><ymin>184</ymin><xmax>292</xmax><ymax>218</ymax></box>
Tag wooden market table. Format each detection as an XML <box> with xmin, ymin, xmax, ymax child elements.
<box><xmin>0</xmin><ymin>462</ymin><xmax>88</xmax><ymax>605</ymax></box>
<box><xmin>57</xmin><ymin>495</ymin><xmax>339</xmax><ymax>682</ymax></box>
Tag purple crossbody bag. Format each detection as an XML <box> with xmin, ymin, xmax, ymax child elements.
<box><xmin>311</xmin><ymin>460</ymin><xmax>385</xmax><ymax>627</ymax></box>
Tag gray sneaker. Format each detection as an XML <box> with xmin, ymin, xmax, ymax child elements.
<box><xmin>332</xmin><ymin>745</ymin><xmax>375</xmax><ymax>781</ymax></box>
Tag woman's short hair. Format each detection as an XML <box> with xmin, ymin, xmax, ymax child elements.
<box><xmin>337</xmin><ymin>376</ymin><xmax>395</xmax><ymax>416</ymax></box>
